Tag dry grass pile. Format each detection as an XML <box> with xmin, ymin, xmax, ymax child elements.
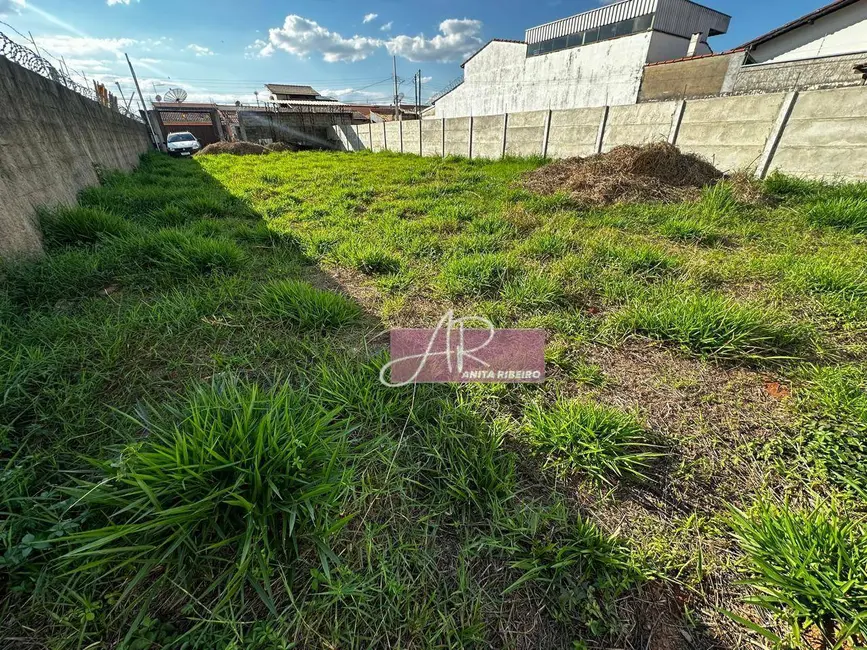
<box><xmin>523</xmin><ymin>142</ymin><xmax>725</xmax><ymax>205</ymax></box>
<box><xmin>197</xmin><ymin>141</ymin><xmax>269</xmax><ymax>156</ymax></box>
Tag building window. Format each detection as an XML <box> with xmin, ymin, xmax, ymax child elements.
<box><xmin>527</xmin><ymin>12</ymin><xmax>654</xmax><ymax>57</ymax></box>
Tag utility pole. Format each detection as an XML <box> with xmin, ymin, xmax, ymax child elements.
<box><xmin>115</xmin><ymin>82</ymin><xmax>133</xmax><ymax>112</ymax></box>
<box><xmin>393</xmin><ymin>55</ymin><xmax>400</xmax><ymax>121</ymax></box>
<box><xmin>126</xmin><ymin>53</ymin><xmax>159</xmax><ymax>148</ymax></box>
<box><xmin>417</xmin><ymin>69</ymin><xmax>422</xmax><ymax>116</ymax></box>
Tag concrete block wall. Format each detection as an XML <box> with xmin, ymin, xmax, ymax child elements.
<box><xmin>677</xmin><ymin>93</ymin><xmax>787</xmax><ymax>172</ymax></box>
<box><xmin>770</xmin><ymin>87</ymin><xmax>867</xmax><ymax>181</ymax></box>
<box><xmin>327</xmin><ymin>85</ymin><xmax>867</xmax><ymax>181</ymax></box>
<box><xmin>472</xmin><ymin>115</ymin><xmax>506</xmax><ymax>160</ymax></box>
<box><xmin>0</xmin><ymin>56</ymin><xmax>151</xmax><ymax>256</ymax></box>
<box><xmin>546</xmin><ymin>107</ymin><xmax>606</xmax><ymax>158</ymax></box>
<box><xmin>385</xmin><ymin>122</ymin><xmax>402</xmax><ymax>153</ymax></box>
<box><xmin>603</xmin><ymin>102</ymin><xmax>676</xmax><ymax>151</ymax></box>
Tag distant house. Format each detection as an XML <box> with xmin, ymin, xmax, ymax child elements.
<box><xmin>264</xmin><ymin>84</ymin><xmax>334</xmax><ymax>102</ymax></box>
<box><xmin>639</xmin><ymin>0</ymin><xmax>867</xmax><ymax>101</ymax></box>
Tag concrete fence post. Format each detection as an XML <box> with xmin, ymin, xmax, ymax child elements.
<box><xmin>468</xmin><ymin>116</ymin><xmax>474</xmax><ymax>159</ymax></box>
<box><xmin>541</xmin><ymin>109</ymin><xmax>552</xmax><ymax>158</ymax></box>
<box><xmin>382</xmin><ymin>121</ymin><xmax>387</xmax><ymax>151</ymax></box>
<box><xmin>501</xmin><ymin>113</ymin><xmax>509</xmax><ymax>159</ymax></box>
<box><xmin>668</xmin><ymin>100</ymin><xmax>686</xmax><ymax>145</ymax></box>
<box><xmin>757</xmin><ymin>91</ymin><xmax>799</xmax><ymax>179</ymax></box>
<box><xmin>595</xmin><ymin>106</ymin><xmax>610</xmax><ymax>155</ymax></box>
<box><xmin>418</xmin><ymin>119</ymin><xmax>423</xmax><ymax>156</ymax></box>
<box><xmin>441</xmin><ymin>119</ymin><xmax>446</xmax><ymax>158</ymax></box>
<box><xmin>368</xmin><ymin>121</ymin><xmax>373</xmax><ymax>151</ymax></box>
<box><xmin>399</xmin><ymin>119</ymin><xmax>404</xmax><ymax>154</ymax></box>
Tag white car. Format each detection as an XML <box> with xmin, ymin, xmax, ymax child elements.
<box><xmin>166</xmin><ymin>132</ymin><xmax>201</xmax><ymax>156</ymax></box>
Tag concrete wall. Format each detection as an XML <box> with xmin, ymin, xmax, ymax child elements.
<box><xmin>403</xmin><ymin>120</ymin><xmax>422</xmax><ymax>156</ymax></box>
<box><xmin>603</xmin><ymin>101</ymin><xmax>675</xmax><ymax>151</ymax></box>
<box><xmin>546</xmin><ymin>107</ymin><xmax>606</xmax><ymax>158</ymax></box>
<box><xmin>384</xmin><ymin>122</ymin><xmax>402</xmax><ymax>153</ymax></box>
<box><xmin>435</xmin><ymin>34</ymin><xmax>654</xmax><ymax>119</ymax></box>
<box><xmin>505</xmin><ymin>110</ymin><xmax>547</xmax><ymax>157</ymax></box>
<box><xmin>770</xmin><ymin>87</ymin><xmax>867</xmax><ymax>181</ymax></box>
<box><xmin>329</xmin><ymin>85</ymin><xmax>867</xmax><ymax>181</ymax></box>
<box><xmin>0</xmin><ymin>56</ymin><xmax>151</xmax><ymax>257</ymax></box>
<box><xmin>444</xmin><ymin>117</ymin><xmax>471</xmax><ymax>157</ymax></box>
<box><xmin>730</xmin><ymin>52</ymin><xmax>867</xmax><ymax>94</ymax></box>
<box><xmin>639</xmin><ymin>52</ymin><xmax>742</xmax><ymax>102</ymax></box>
<box><xmin>471</xmin><ymin>114</ymin><xmax>506</xmax><ymax>160</ymax></box>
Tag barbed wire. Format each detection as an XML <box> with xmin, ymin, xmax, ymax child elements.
<box><xmin>0</xmin><ymin>29</ymin><xmax>143</xmax><ymax>123</ymax></box>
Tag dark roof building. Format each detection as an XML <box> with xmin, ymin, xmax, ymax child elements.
<box><xmin>265</xmin><ymin>84</ymin><xmax>322</xmax><ymax>100</ymax></box>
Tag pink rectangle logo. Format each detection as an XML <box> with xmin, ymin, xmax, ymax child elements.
<box><xmin>380</xmin><ymin>312</ymin><xmax>546</xmax><ymax>386</ymax></box>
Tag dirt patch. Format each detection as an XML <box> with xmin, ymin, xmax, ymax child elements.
<box><xmin>522</xmin><ymin>142</ymin><xmax>724</xmax><ymax>205</ymax></box>
<box><xmin>196</xmin><ymin>141</ymin><xmax>269</xmax><ymax>156</ymax></box>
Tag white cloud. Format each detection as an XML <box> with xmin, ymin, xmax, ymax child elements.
<box><xmin>27</xmin><ymin>35</ymin><xmax>139</xmax><ymax>57</ymax></box>
<box><xmin>421</xmin><ymin>75</ymin><xmax>432</xmax><ymax>83</ymax></box>
<box><xmin>187</xmin><ymin>44</ymin><xmax>215</xmax><ymax>57</ymax></box>
<box><xmin>380</xmin><ymin>21</ymin><xmax>393</xmax><ymax>32</ymax></box>
<box><xmin>107</xmin><ymin>0</ymin><xmax>134</xmax><ymax>5</ymax></box>
<box><xmin>320</xmin><ymin>87</ymin><xmax>391</xmax><ymax>102</ymax></box>
<box><xmin>262</xmin><ymin>14</ymin><xmax>382</xmax><ymax>62</ymax></box>
<box><xmin>385</xmin><ymin>19</ymin><xmax>483</xmax><ymax>63</ymax></box>
<box><xmin>0</xmin><ymin>0</ymin><xmax>26</xmax><ymax>16</ymax></box>
<box><xmin>362</xmin><ymin>13</ymin><xmax>378</xmax><ymax>24</ymax></box>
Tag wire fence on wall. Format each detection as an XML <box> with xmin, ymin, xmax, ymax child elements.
<box><xmin>0</xmin><ymin>30</ymin><xmax>143</xmax><ymax>123</ymax></box>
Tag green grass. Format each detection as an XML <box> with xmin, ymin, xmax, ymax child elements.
<box><xmin>261</xmin><ymin>280</ymin><xmax>362</xmax><ymax>330</ymax></box>
<box><xmin>524</xmin><ymin>400</ymin><xmax>657</xmax><ymax>483</ymax></box>
<box><xmin>609</xmin><ymin>288</ymin><xmax>805</xmax><ymax>360</ymax></box>
<box><xmin>728</xmin><ymin>499</ymin><xmax>867</xmax><ymax>648</ymax></box>
<box><xmin>4</xmin><ymin>150</ymin><xmax>867</xmax><ymax>649</ymax></box>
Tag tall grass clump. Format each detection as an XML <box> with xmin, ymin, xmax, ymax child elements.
<box><xmin>333</xmin><ymin>244</ymin><xmax>401</xmax><ymax>275</ymax></box>
<box><xmin>805</xmin><ymin>198</ymin><xmax>867</xmax><ymax>233</ymax></box>
<box><xmin>523</xmin><ymin>400</ymin><xmax>656</xmax><ymax>483</ymax></box>
<box><xmin>40</xmin><ymin>207</ymin><xmax>133</xmax><ymax>248</ymax></box>
<box><xmin>728</xmin><ymin>499</ymin><xmax>867</xmax><ymax>648</ymax></box>
<box><xmin>439</xmin><ymin>253</ymin><xmax>517</xmax><ymax>298</ymax></box>
<box><xmin>261</xmin><ymin>280</ymin><xmax>361</xmax><ymax>331</ymax></box>
<box><xmin>609</xmin><ymin>289</ymin><xmax>805</xmax><ymax>360</ymax></box>
<box><xmin>60</xmin><ymin>378</ymin><xmax>353</xmax><ymax>615</ymax></box>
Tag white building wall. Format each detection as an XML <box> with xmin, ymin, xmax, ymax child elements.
<box><xmin>435</xmin><ymin>33</ymin><xmax>656</xmax><ymax>119</ymax></box>
<box><xmin>750</xmin><ymin>0</ymin><xmax>867</xmax><ymax>63</ymax></box>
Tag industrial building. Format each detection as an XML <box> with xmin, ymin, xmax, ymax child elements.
<box><xmin>639</xmin><ymin>0</ymin><xmax>867</xmax><ymax>101</ymax></box>
<box><xmin>430</xmin><ymin>0</ymin><xmax>731</xmax><ymax>118</ymax></box>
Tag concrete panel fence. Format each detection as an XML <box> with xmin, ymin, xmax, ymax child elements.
<box><xmin>330</xmin><ymin>85</ymin><xmax>867</xmax><ymax>181</ymax></box>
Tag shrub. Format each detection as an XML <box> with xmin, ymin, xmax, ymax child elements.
<box><xmin>609</xmin><ymin>290</ymin><xmax>804</xmax><ymax>360</ymax></box>
<box><xmin>728</xmin><ymin>500</ymin><xmax>867</xmax><ymax>648</ymax></box>
<box><xmin>40</xmin><ymin>207</ymin><xmax>132</xmax><ymax>247</ymax></box>
<box><xmin>60</xmin><ymin>378</ymin><xmax>353</xmax><ymax>613</ymax></box>
<box><xmin>805</xmin><ymin>198</ymin><xmax>867</xmax><ymax>233</ymax></box>
<box><xmin>523</xmin><ymin>400</ymin><xmax>656</xmax><ymax>483</ymax></box>
<box><xmin>439</xmin><ymin>253</ymin><xmax>517</xmax><ymax>298</ymax></box>
<box><xmin>261</xmin><ymin>280</ymin><xmax>361</xmax><ymax>331</ymax></box>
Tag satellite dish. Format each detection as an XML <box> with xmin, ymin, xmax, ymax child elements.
<box><xmin>235</xmin><ymin>100</ymin><xmax>241</xmax><ymax>107</ymax></box>
<box><xmin>164</xmin><ymin>88</ymin><xmax>188</xmax><ymax>103</ymax></box>
<box><xmin>155</xmin><ymin>95</ymin><xmax>163</xmax><ymax>102</ymax></box>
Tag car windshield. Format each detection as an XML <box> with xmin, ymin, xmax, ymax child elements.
<box><xmin>167</xmin><ymin>133</ymin><xmax>195</xmax><ymax>143</ymax></box>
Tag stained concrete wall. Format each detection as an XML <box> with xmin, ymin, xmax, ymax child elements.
<box><xmin>421</xmin><ymin>120</ymin><xmax>444</xmax><ymax>157</ymax></box>
<box><xmin>371</xmin><ymin>122</ymin><xmax>387</xmax><ymax>152</ymax></box>
<box><xmin>639</xmin><ymin>53</ymin><xmax>741</xmax><ymax>102</ymax></box>
<box><xmin>677</xmin><ymin>93</ymin><xmax>786</xmax><ymax>172</ymax></box>
<box><xmin>505</xmin><ymin>110</ymin><xmax>547</xmax><ymax>157</ymax></box>
<box><xmin>444</xmin><ymin>117</ymin><xmax>471</xmax><ymax>157</ymax></box>
<box><xmin>471</xmin><ymin>115</ymin><xmax>505</xmax><ymax>160</ymax></box>
<box><xmin>603</xmin><ymin>101</ymin><xmax>676</xmax><ymax>151</ymax></box>
<box><xmin>384</xmin><ymin>122</ymin><xmax>402</xmax><ymax>153</ymax></box>
<box><xmin>770</xmin><ymin>87</ymin><xmax>867</xmax><ymax>181</ymax></box>
<box><xmin>403</xmin><ymin>120</ymin><xmax>422</xmax><ymax>156</ymax></box>
<box><xmin>730</xmin><ymin>53</ymin><xmax>867</xmax><ymax>95</ymax></box>
<box><xmin>0</xmin><ymin>56</ymin><xmax>151</xmax><ymax>257</ymax></box>
<box><xmin>328</xmin><ymin>86</ymin><xmax>867</xmax><ymax>181</ymax></box>
<box><xmin>546</xmin><ymin>107</ymin><xmax>606</xmax><ymax>158</ymax></box>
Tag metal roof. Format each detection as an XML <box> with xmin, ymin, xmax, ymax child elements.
<box><xmin>738</xmin><ymin>0</ymin><xmax>861</xmax><ymax>50</ymax></box>
<box><xmin>265</xmin><ymin>84</ymin><xmax>320</xmax><ymax>96</ymax></box>
<box><xmin>524</xmin><ymin>0</ymin><xmax>730</xmax><ymax>44</ymax></box>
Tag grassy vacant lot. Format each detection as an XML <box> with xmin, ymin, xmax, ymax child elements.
<box><xmin>1</xmin><ymin>149</ymin><xmax>866</xmax><ymax>649</ymax></box>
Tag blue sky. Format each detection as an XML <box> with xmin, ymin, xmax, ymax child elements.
<box><xmin>0</xmin><ymin>0</ymin><xmax>832</xmax><ymax>107</ymax></box>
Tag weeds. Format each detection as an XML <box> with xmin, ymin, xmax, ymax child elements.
<box><xmin>261</xmin><ymin>280</ymin><xmax>361</xmax><ymax>331</ymax></box>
